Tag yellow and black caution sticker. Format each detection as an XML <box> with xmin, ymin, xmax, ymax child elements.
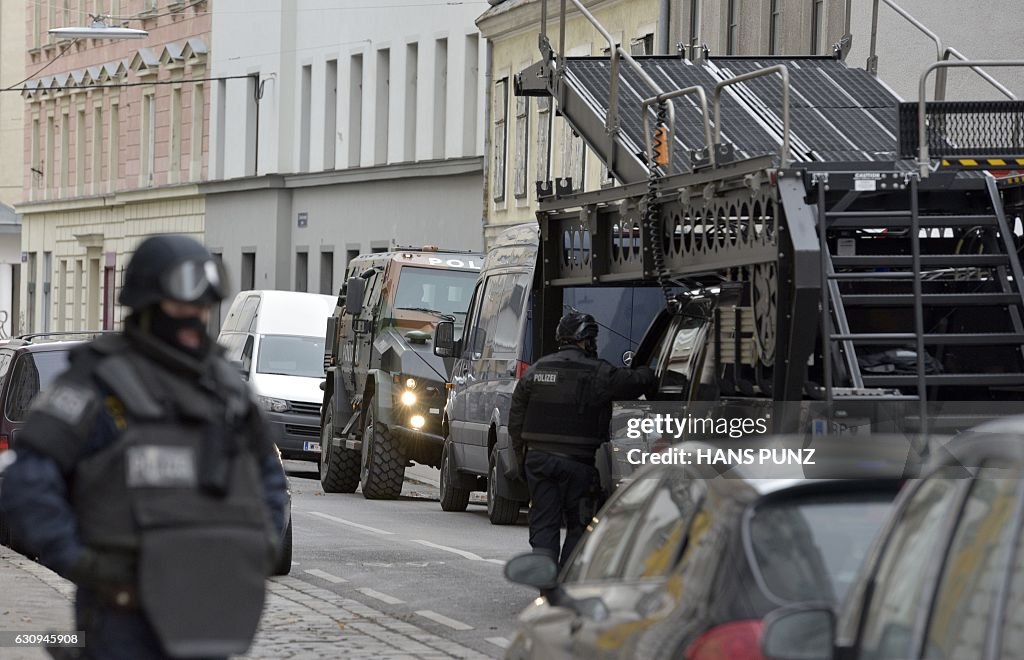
<box><xmin>939</xmin><ymin>158</ymin><xmax>1024</xmax><ymax>169</ymax></box>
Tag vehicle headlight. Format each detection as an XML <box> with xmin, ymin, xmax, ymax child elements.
<box><xmin>257</xmin><ymin>396</ymin><xmax>290</xmax><ymax>413</ymax></box>
<box><xmin>400</xmin><ymin>390</ymin><xmax>417</xmax><ymax>406</ymax></box>
<box><xmin>410</xmin><ymin>415</ymin><xmax>426</xmax><ymax>429</ymax></box>
<box><xmin>405</xmin><ymin>378</ymin><xmax>416</xmax><ymax>389</ymax></box>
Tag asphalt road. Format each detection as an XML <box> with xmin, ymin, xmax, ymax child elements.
<box><xmin>282</xmin><ymin>460</ymin><xmax>537</xmax><ymax>658</ymax></box>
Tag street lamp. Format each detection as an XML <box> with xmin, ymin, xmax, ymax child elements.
<box><xmin>48</xmin><ymin>16</ymin><xmax>148</xmax><ymax>40</ymax></box>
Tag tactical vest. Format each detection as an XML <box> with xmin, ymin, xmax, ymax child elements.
<box><xmin>520</xmin><ymin>352</ymin><xmax>607</xmax><ymax>459</ymax></box>
<box><xmin>71</xmin><ymin>335</ymin><xmax>272</xmax><ymax>658</ymax></box>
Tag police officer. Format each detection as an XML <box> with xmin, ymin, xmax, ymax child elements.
<box><xmin>508</xmin><ymin>311</ymin><xmax>657</xmax><ymax>567</ymax></box>
<box><xmin>0</xmin><ymin>235</ymin><xmax>289</xmax><ymax>660</ymax></box>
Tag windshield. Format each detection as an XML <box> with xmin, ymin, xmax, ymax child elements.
<box><xmin>6</xmin><ymin>350</ymin><xmax>72</xmax><ymax>421</ymax></box>
<box><xmin>393</xmin><ymin>266</ymin><xmax>477</xmax><ymax>319</ymax></box>
<box><xmin>255</xmin><ymin>335</ymin><xmax>326</xmax><ymax>378</ymax></box>
<box><xmin>747</xmin><ymin>489</ymin><xmax>896</xmax><ymax>604</ymax></box>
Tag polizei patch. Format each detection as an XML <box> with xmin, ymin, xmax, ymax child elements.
<box><xmin>126</xmin><ymin>446</ymin><xmax>198</xmax><ymax>488</ymax></box>
<box><xmin>533</xmin><ymin>372</ymin><xmax>558</xmax><ymax>384</ymax></box>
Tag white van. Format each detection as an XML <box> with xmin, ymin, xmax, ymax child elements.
<box><xmin>218</xmin><ymin>290</ymin><xmax>336</xmax><ymax>464</ymax></box>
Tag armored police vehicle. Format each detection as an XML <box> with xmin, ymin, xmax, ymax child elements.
<box><xmin>319</xmin><ymin>247</ymin><xmax>483</xmax><ymax>499</ymax></box>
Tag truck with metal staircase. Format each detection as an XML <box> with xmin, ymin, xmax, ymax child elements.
<box><xmin>518</xmin><ymin>0</ymin><xmax>1024</xmax><ymax>439</ymax></box>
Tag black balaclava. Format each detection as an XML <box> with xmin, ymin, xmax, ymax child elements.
<box><xmin>145</xmin><ymin>305</ymin><xmax>213</xmax><ymax>360</ymax></box>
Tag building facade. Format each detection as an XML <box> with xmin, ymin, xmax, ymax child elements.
<box><xmin>478</xmin><ymin>0</ymin><xmax>1023</xmax><ymax>247</ymax></box>
<box><xmin>16</xmin><ymin>0</ymin><xmax>211</xmax><ymax>335</ymax></box>
<box><xmin>203</xmin><ymin>0</ymin><xmax>487</xmax><ymax>332</ymax></box>
<box><xmin>0</xmin><ymin>1</ymin><xmax>26</xmax><ymax>338</ymax></box>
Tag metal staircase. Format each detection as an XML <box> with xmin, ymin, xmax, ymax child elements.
<box><xmin>524</xmin><ymin>0</ymin><xmax>1024</xmax><ymax>418</ymax></box>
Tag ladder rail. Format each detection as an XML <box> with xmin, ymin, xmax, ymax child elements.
<box><xmin>712</xmin><ymin>65</ymin><xmax>792</xmax><ymax>168</ymax></box>
<box><xmin>917</xmin><ymin>60</ymin><xmax>1024</xmax><ymax>178</ymax></box>
<box><xmin>641</xmin><ymin>86</ymin><xmax>712</xmax><ymax>173</ymax></box>
<box><xmin>910</xmin><ymin>176</ymin><xmax>928</xmax><ymax>437</ymax></box>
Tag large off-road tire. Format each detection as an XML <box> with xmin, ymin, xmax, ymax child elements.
<box><xmin>487</xmin><ymin>447</ymin><xmax>520</xmax><ymax>525</ymax></box>
<box><xmin>320</xmin><ymin>402</ymin><xmax>360</xmax><ymax>494</ymax></box>
<box><xmin>273</xmin><ymin>518</ymin><xmax>293</xmax><ymax>576</ymax></box>
<box><xmin>360</xmin><ymin>396</ymin><xmax>406</xmax><ymax>500</ymax></box>
<box><xmin>439</xmin><ymin>437</ymin><xmax>470</xmax><ymax>512</ymax></box>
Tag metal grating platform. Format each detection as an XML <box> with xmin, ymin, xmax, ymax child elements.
<box><xmin>563</xmin><ymin>55</ymin><xmax>902</xmax><ymax>175</ymax></box>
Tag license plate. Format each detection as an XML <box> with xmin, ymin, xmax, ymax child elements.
<box><xmin>304</xmin><ymin>441</ymin><xmax>321</xmax><ymax>452</ymax></box>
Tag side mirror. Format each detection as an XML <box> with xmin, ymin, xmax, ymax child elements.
<box><xmin>230</xmin><ymin>359</ymin><xmax>248</xmax><ymax>381</ymax></box>
<box><xmin>504</xmin><ymin>552</ymin><xmax>559</xmax><ymax>591</ymax></box>
<box><xmin>433</xmin><ymin>320</ymin><xmax>456</xmax><ymax>357</ymax></box>
<box><xmin>346</xmin><ymin>277</ymin><xmax>366</xmax><ymax>312</ymax></box>
<box><xmin>761</xmin><ymin>604</ymin><xmax>836</xmax><ymax>660</ymax></box>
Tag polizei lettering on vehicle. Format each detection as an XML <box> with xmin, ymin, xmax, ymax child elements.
<box><xmin>426</xmin><ymin>258</ymin><xmax>482</xmax><ymax>269</ymax></box>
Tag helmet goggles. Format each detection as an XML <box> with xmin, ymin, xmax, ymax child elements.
<box><xmin>159</xmin><ymin>258</ymin><xmax>229</xmax><ymax>305</ymax></box>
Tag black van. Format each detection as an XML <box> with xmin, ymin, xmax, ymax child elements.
<box><xmin>433</xmin><ymin>224</ymin><xmax>665</xmax><ymax>524</ymax></box>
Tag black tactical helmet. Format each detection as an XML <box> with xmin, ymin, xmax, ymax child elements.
<box><xmin>556</xmin><ymin>310</ymin><xmax>599</xmax><ymax>345</ymax></box>
<box><xmin>119</xmin><ymin>234</ymin><xmax>229</xmax><ymax>311</ymax></box>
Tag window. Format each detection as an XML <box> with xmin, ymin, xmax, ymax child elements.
<box><xmin>72</xmin><ymin>258</ymin><xmax>81</xmax><ymax>331</ymax></box>
<box><xmin>256</xmin><ymin>335</ymin><xmax>326</xmax><ymax>378</ymax></box>
<box><xmin>375</xmin><ymin>48</ymin><xmax>390</xmax><ymax>165</ymax></box>
<box><xmin>726</xmin><ymin>0</ymin><xmax>739</xmax><ymax>55</ymax></box>
<box><xmin>536</xmin><ymin>97</ymin><xmax>552</xmax><ymax>186</ymax></box>
<box><xmin>857</xmin><ymin>478</ymin><xmax>962</xmax><ymax>660</ymax></box>
<box><xmin>103</xmin><ymin>258</ymin><xmax>115</xmax><ymax>331</ymax></box>
<box><xmin>108</xmin><ymin>103</ymin><xmax>119</xmax><ymax>189</ymax></box>
<box><xmin>769</xmin><ymin>0</ymin><xmax>782</xmax><ymax>55</ymax></box>
<box><xmin>688</xmin><ymin>0</ymin><xmax>701</xmax><ymax>58</ymax></box>
<box><xmin>241</xmin><ymin>251</ymin><xmax>256</xmax><ymax>291</ymax></box>
<box><xmin>295</xmin><ymin>251</ymin><xmax>308</xmax><ymax>292</ymax></box>
<box><xmin>300</xmin><ymin>64</ymin><xmax>312</xmax><ymax>172</ymax></box>
<box><xmin>433</xmin><ymin>38</ymin><xmax>448</xmax><ymax>158</ymax></box>
<box><xmin>404</xmin><ymin>43</ymin><xmax>418</xmax><ymax>161</ymax></box>
<box><xmin>811</xmin><ymin>0</ymin><xmax>825</xmax><ymax>55</ymax></box>
<box><xmin>925</xmin><ymin>466</ymin><xmax>1021</xmax><ymax>659</ymax></box>
<box><xmin>467</xmin><ymin>274</ymin><xmax>507</xmax><ymax>358</ymax></box>
<box><xmin>230</xmin><ymin>295</ymin><xmax>260</xmax><ymax>333</ymax></box>
<box><xmin>57</xmin><ymin>260</ymin><xmax>68</xmax><ymax>331</ymax></box>
<box><xmin>513</xmin><ymin>97</ymin><xmax>529</xmax><ymax>199</ymax></box>
<box><xmin>393</xmin><ymin>267</ymin><xmax>477</xmax><ymax>321</ymax></box>
<box><xmin>564</xmin><ymin>475</ymin><xmax>663</xmax><ymax>582</ymax></box>
<box><xmin>245</xmin><ymin>74</ymin><xmax>258</xmax><ymax>176</ymax></box>
<box><xmin>165</xmin><ymin>87</ymin><xmax>180</xmax><ymax>183</ymax></box>
<box><xmin>190</xmin><ymin>83</ymin><xmax>204</xmax><ymax>180</ymax></box>
<box><xmin>463</xmin><ymin>34</ymin><xmax>479</xmax><ymax>155</ymax></box>
<box><xmin>621</xmin><ymin>478</ymin><xmax>706</xmax><ymax>580</ymax></box>
<box><xmin>320</xmin><ymin>251</ymin><xmax>334</xmax><ymax>295</ymax></box>
<box><xmin>26</xmin><ymin>253</ymin><xmax>37</xmax><ymax>334</ymax></box>
<box><xmin>91</xmin><ymin>106</ymin><xmax>102</xmax><ymax>193</ymax></box>
<box><xmin>43</xmin><ymin>253</ymin><xmax>52</xmax><ymax>333</ymax></box>
<box><xmin>31</xmin><ymin>118</ymin><xmax>40</xmax><ymax>197</ymax></box>
<box><xmin>45</xmin><ymin>116</ymin><xmax>54</xmax><ymax>194</ymax></box>
<box><xmin>662</xmin><ymin>314</ymin><xmax>712</xmax><ymax>395</ymax></box>
<box><xmin>215</xmin><ymin>78</ymin><xmax>226</xmax><ymax>179</ymax></box>
<box><xmin>492</xmin><ymin>272</ymin><xmax>531</xmax><ymax>358</ymax></box>
<box><xmin>749</xmin><ymin>489</ymin><xmax>896</xmax><ymax>604</ymax></box>
<box><xmin>324</xmin><ymin>60</ymin><xmax>338</xmax><ymax>169</ymax></box>
<box><xmin>60</xmin><ymin>110</ymin><xmax>69</xmax><ymax>195</ymax></box>
<box><xmin>631</xmin><ymin>33</ymin><xmax>655</xmax><ymax>56</ymax></box>
<box><xmin>76</xmin><ymin>109</ymin><xmax>86</xmax><ymax>193</ymax></box>
<box><xmin>346</xmin><ymin>248</ymin><xmax>360</xmax><ymax>271</ymax></box>
<box><xmin>87</xmin><ymin>257</ymin><xmax>100</xmax><ymax>330</ymax></box>
<box><xmin>561</xmin><ymin>117</ymin><xmax>585</xmax><ymax>193</ymax></box>
<box><xmin>493</xmin><ymin>78</ymin><xmax>508</xmax><ymax>202</ymax></box>
<box><xmin>348</xmin><ymin>54</ymin><xmax>363</xmax><ymax>167</ymax></box>
<box><xmin>141</xmin><ymin>93</ymin><xmax>156</xmax><ymax>185</ymax></box>
<box><xmin>34</xmin><ymin>2</ymin><xmax>42</xmax><ymax>49</ymax></box>
<box><xmin>6</xmin><ymin>352</ymin><xmax>73</xmax><ymax>422</ymax></box>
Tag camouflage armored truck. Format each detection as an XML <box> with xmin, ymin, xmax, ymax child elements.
<box><xmin>319</xmin><ymin>247</ymin><xmax>483</xmax><ymax>499</ymax></box>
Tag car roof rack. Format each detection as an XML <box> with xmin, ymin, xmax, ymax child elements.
<box><xmin>16</xmin><ymin>331</ymin><xmax>112</xmax><ymax>343</ymax></box>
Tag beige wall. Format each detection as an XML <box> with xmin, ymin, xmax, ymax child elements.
<box><xmin>480</xmin><ymin>0</ymin><xmax>660</xmax><ymax>245</ymax></box>
<box><xmin>1</xmin><ymin>1</ymin><xmax>26</xmax><ymax>206</ymax></box>
<box><xmin>17</xmin><ymin>189</ymin><xmax>205</xmax><ymax>334</ymax></box>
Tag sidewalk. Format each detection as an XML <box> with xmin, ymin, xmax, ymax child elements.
<box><xmin>0</xmin><ymin>547</ymin><xmax>75</xmax><ymax>660</ymax></box>
<box><xmin>0</xmin><ymin>548</ymin><xmax>493</xmax><ymax>659</ymax></box>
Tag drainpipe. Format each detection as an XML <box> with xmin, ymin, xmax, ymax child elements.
<box><xmin>658</xmin><ymin>0</ymin><xmax>671</xmax><ymax>55</ymax></box>
<box><xmin>480</xmin><ymin>39</ymin><xmax>493</xmax><ymax>250</ymax></box>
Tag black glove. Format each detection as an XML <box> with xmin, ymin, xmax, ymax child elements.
<box><xmin>67</xmin><ymin>548</ymin><xmax>134</xmax><ymax>588</ymax></box>
<box><xmin>504</xmin><ymin>450</ymin><xmax>525</xmax><ymax>482</ymax></box>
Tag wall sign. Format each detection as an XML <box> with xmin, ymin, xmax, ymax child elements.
<box><xmin>297</xmin><ymin>212</ymin><xmax>308</xmax><ymax>228</ymax></box>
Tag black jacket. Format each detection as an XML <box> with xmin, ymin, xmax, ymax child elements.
<box><xmin>508</xmin><ymin>346</ymin><xmax>656</xmax><ymax>460</ymax></box>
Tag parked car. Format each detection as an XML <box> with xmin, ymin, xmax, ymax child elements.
<box><xmin>503</xmin><ymin>436</ymin><xmax>907</xmax><ymax>660</ymax></box>
<box><xmin>0</xmin><ymin>332</ymin><xmax>293</xmax><ymax>576</ymax></box>
<box><xmin>433</xmin><ymin>224</ymin><xmax>667</xmax><ymax>524</ymax></box>
<box><xmin>761</xmin><ymin>418</ymin><xmax>1024</xmax><ymax>660</ymax></box>
<box><xmin>218</xmin><ymin>290</ymin><xmax>336</xmax><ymax>465</ymax></box>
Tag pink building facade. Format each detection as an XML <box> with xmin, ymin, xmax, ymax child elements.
<box><xmin>16</xmin><ymin>1</ymin><xmax>213</xmax><ymax>334</ymax></box>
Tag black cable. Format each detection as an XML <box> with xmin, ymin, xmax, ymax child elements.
<box><xmin>2</xmin><ymin>39</ymin><xmax>77</xmax><ymax>92</ymax></box>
